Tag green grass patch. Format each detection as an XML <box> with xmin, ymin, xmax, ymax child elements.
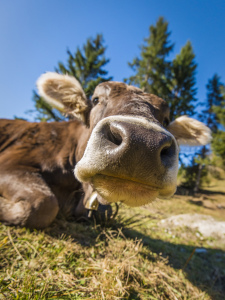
<box><xmin>0</xmin><ymin>187</ymin><xmax>225</xmax><ymax>299</ymax></box>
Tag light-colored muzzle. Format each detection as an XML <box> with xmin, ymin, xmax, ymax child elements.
<box><xmin>75</xmin><ymin>115</ymin><xmax>179</xmax><ymax>206</ymax></box>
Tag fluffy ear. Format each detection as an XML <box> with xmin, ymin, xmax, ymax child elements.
<box><xmin>37</xmin><ymin>72</ymin><xmax>90</xmax><ymax>123</ymax></box>
<box><xmin>167</xmin><ymin>116</ymin><xmax>212</xmax><ymax>146</ymax></box>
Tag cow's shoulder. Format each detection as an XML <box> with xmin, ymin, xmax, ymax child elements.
<box><xmin>0</xmin><ymin>119</ymin><xmax>30</xmax><ymax>150</ymax></box>
<box><xmin>0</xmin><ymin>119</ymin><xmax>84</xmax><ymax>171</ymax></box>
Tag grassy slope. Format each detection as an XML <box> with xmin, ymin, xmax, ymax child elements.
<box><xmin>0</xmin><ymin>176</ymin><xmax>225</xmax><ymax>299</ymax></box>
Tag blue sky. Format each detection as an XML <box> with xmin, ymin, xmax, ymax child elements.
<box><xmin>0</xmin><ymin>0</ymin><xmax>225</xmax><ymax>120</ymax></box>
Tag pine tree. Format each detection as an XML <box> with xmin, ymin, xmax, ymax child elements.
<box><xmin>194</xmin><ymin>75</ymin><xmax>224</xmax><ymax>192</ymax></box>
<box><xmin>211</xmin><ymin>84</ymin><xmax>225</xmax><ymax>166</ymax></box>
<box><xmin>211</xmin><ymin>129</ymin><xmax>225</xmax><ymax>167</ymax></box>
<box><xmin>125</xmin><ymin>17</ymin><xmax>173</xmax><ymax>99</ymax></box>
<box><xmin>125</xmin><ymin>17</ymin><xmax>197</xmax><ymax>121</ymax></box>
<box><xmin>203</xmin><ymin>74</ymin><xmax>224</xmax><ymax>132</ymax></box>
<box><xmin>56</xmin><ymin>34</ymin><xmax>112</xmax><ymax>98</ymax></box>
<box><xmin>29</xmin><ymin>34</ymin><xmax>112</xmax><ymax>121</ymax></box>
<box><xmin>170</xmin><ymin>41</ymin><xmax>197</xmax><ymax>119</ymax></box>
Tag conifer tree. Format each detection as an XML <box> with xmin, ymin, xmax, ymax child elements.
<box><xmin>194</xmin><ymin>74</ymin><xmax>224</xmax><ymax>192</ymax></box>
<box><xmin>125</xmin><ymin>17</ymin><xmax>173</xmax><ymax>99</ymax></box>
<box><xmin>29</xmin><ymin>34</ymin><xmax>112</xmax><ymax>121</ymax></box>
<box><xmin>211</xmin><ymin>84</ymin><xmax>225</xmax><ymax>166</ymax></box>
<box><xmin>211</xmin><ymin>129</ymin><xmax>225</xmax><ymax>167</ymax></box>
<box><xmin>203</xmin><ymin>74</ymin><xmax>224</xmax><ymax>132</ymax></box>
<box><xmin>125</xmin><ymin>17</ymin><xmax>197</xmax><ymax>121</ymax></box>
<box><xmin>170</xmin><ymin>41</ymin><xmax>197</xmax><ymax>119</ymax></box>
<box><xmin>56</xmin><ymin>34</ymin><xmax>112</xmax><ymax>98</ymax></box>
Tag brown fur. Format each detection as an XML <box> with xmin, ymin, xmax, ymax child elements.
<box><xmin>0</xmin><ymin>73</ymin><xmax>211</xmax><ymax>229</ymax></box>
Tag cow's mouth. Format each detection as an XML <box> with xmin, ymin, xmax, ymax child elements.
<box><xmin>91</xmin><ymin>174</ymin><xmax>176</xmax><ymax>207</ymax></box>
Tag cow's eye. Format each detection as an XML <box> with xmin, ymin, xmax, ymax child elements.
<box><xmin>163</xmin><ymin>118</ymin><xmax>169</xmax><ymax>127</ymax></box>
<box><xmin>92</xmin><ymin>97</ymin><xmax>99</xmax><ymax>106</ymax></box>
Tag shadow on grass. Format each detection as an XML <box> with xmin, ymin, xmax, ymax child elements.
<box><xmin>122</xmin><ymin>225</ymin><xmax>225</xmax><ymax>300</ymax></box>
<box><xmin>176</xmin><ymin>186</ymin><xmax>225</xmax><ymax>197</ymax></box>
<box><xmin>187</xmin><ymin>199</ymin><xmax>216</xmax><ymax>210</ymax></box>
<box><xmin>45</xmin><ymin>214</ymin><xmax>225</xmax><ymax>300</ymax></box>
<box><xmin>198</xmin><ymin>188</ymin><xmax>225</xmax><ymax>196</ymax></box>
<box><xmin>44</xmin><ymin>217</ymin><xmax>100</xmax><ymax>247</ymax></box>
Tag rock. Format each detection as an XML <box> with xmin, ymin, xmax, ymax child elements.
<box><xmin>160</xmin><ymin>213</ymin><xmax>225</xmax><ymax>238</ymax></box>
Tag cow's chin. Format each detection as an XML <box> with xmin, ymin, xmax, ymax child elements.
<box><xmin>91</xmin><ymin>174</ymin><xmax>176</xmax><ymax>207</ymax></box>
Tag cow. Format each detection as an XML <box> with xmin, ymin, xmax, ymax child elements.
<box><xmin>0</xmin><ymin>72</ymin><xmax>211</xmax><ymax>229</ymax></box>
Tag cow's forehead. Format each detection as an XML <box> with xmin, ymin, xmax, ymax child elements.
<box><xmin>94</xmin><ymin>81</ymin><xmax>143</xmax><ymax>97</ymax></box>
<box><xmin>93</xmin><ymin>81</ymin><xmax>169</xmax><ymax>111</ymax></box>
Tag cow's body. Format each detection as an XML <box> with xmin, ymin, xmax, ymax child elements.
<box><xmin>0</xmin><ymin>119</ymin><xmax>89</xmax><ymax>227</ymax></box>
<box><xmin>0</xmin><ymin>73</ymin><xmax>211</xmax><ymax>229</ymax></box>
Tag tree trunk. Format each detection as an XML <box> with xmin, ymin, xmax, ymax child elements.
<box><xmin>194</xmin><ymin>146</ymin><xmax>206</xmax><ymax>193</ymax></box>
<box><xmin>194</xmin><ymin>164</ymin><xmax>203</xmax><ymax>193</ymax></box>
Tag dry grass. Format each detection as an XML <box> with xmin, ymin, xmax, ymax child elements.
<box><xmin>0</xmin><ymin>222</ymin><xmax>212</xmax><ymax>300</ymax></box>
<box><xmin>0</xmin><ymin>177</ymin><xmax>225</xmax><ymax>299</ymax></box>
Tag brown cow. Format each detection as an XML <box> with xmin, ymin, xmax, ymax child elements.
<box><xmin>0</xmin><ymin>72</ymin><xmax>211</xmax><ymax>229</ymax></box>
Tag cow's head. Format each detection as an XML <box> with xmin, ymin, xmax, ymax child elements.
<box><xmin>37</xmin><ymin>72</ymin><xmax>211</xmax><ymax>207</ymax></box>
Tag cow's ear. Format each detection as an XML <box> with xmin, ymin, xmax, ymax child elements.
<box><xmin>167</xmin><ymin>116</ymin><xmax>212</xmax><ymax>146</ymax></box>
<box><xmin>37</xmin><ymin>72</ymin><xmax>90</xmax><ymax>124</ymax></box>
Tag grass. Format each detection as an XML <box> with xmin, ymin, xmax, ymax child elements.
<box><xmin>0</xmin><ymin>177</ymin><xmax>225</xmax><ymax>299</ymax></box>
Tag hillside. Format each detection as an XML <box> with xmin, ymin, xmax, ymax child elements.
<box><xmin>0</xmin><ymin>175</ymin><xmax>225</xmax><ymax>299</ymax></box>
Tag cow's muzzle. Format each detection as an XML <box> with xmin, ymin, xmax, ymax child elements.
<box><xmin>75</xmin><ymin>116</ymin><xmax>179</xmax><ymax>206</ymax></box>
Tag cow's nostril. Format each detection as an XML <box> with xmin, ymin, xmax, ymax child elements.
<box><xmin>160</xmin><ymin>138</ymin><xmax>176</xmax><ymax>167</ymax></box>
<box><xmin>161</xmin><ymin>146</ymin><xmax>170</xmax><ymax>157</ymax></box>
<box><xmin>103</xmin><ymin>124</ymin><xmax>123</xmax><ymax>146</ymax></box>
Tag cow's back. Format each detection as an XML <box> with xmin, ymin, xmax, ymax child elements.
<box><xmin>0</xmin><ymin>119</ymin><xmax>82</xmax><ymax>172</ymax></box>
<box><xmin>0</xmin><ymin>119</ymin><xmax>29</xmax><ymax>151</ymax></box>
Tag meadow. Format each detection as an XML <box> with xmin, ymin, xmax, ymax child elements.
<box><xmin>0</xmin><ymin>173</ymin><xmax>225</xmax><ymax>300</ymax></box>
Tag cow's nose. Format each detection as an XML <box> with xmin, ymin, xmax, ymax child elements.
<box><xmin>101</xmin><ymin>120</ymin><xmax>177</xmax><ymax>169</ymax></box>
<box><xmin>158</xmin><ymin>134</ymin><xmax>176</xmax><ymax>168</ymax></box>
<box><xmin>102</xmin><ymin>122</ymin><xmax>125</xmax><ymax>147</ymax></box>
